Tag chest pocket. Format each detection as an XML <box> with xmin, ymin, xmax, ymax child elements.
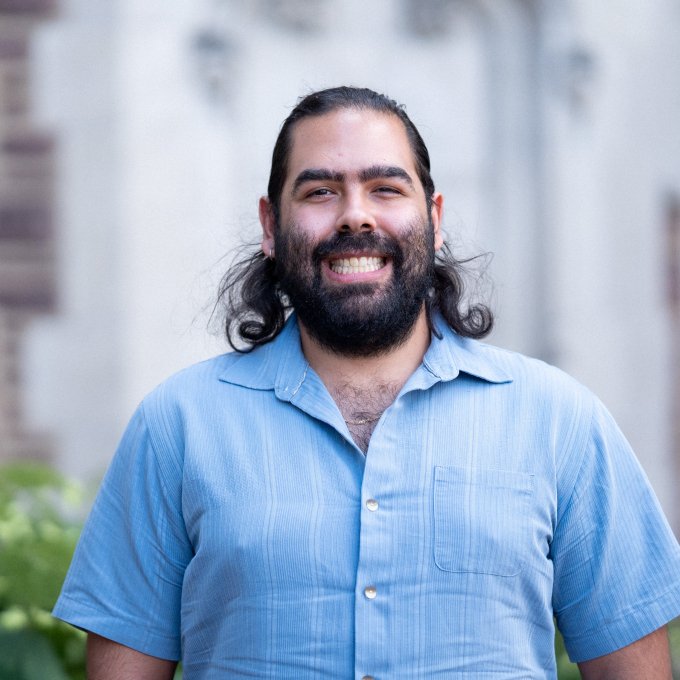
<box><xmin>434</xmin><ymin>466</ymin><xmax>534</xmax><ymax>576</ymax></box>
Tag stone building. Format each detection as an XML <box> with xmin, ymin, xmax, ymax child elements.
<box><xmin>9</xmin><ymin>0</ymin><xmax>680</xmax><ymax>528</ymax></box>
<box><xmin>0</xmin><ymin>0</ymin><xmax>55</xmax><ymax>461</ymax></box>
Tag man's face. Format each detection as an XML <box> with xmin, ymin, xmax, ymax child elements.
<box><xmin>261</xmin><ymin>108</ymin><xmax>444</xmax><ymax>356</ymax></box>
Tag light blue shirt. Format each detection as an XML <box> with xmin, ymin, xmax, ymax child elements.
<box><xmin>54</xmin><ymin>314</ymin><xmax>680</xmax><ymax>679</ymax></box>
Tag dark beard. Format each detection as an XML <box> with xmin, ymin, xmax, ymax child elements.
<box><xmin>274</xmin><ymin>219</ymin><xmax>435</xmax><ymax>357</ymax></box>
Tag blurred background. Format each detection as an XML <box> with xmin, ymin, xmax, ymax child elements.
<box><xmin>0</xmin><ymin>0</ymin><xmax>680</xmax><ymax>677</ymax></box>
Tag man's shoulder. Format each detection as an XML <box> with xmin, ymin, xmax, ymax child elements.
<box><xmin>458</xmin><ymin>336</ymin><xmax>595</xmax><ymax>413</ymax></box>
<box><xmin>458</xmin><ymin>339</ymin><xmax>600</xmax><ymax>474</ymax></box>
<box><xmin>132</xmin><ymin>351</ymin><xmax>256</xmax><ymax>452</ymax></box>
<box><xmin>159</xmin><ymin>350</ymin><xmax>241</xmax><ymax>390</ymax></box>
<box><xmin>460</xmin><ymin>336</ymin><xmax>584</xmax><ymax>387</ymax></box>
<box><xmin>140</xmin><ymin>351</ymin><xmax>246</xmax><ymax>414</ymax></box>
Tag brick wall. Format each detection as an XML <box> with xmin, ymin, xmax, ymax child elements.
<box><xmin>0</xmin><ymin>1</ymin><xmax>56</xmax><ymax>461</ymax></box>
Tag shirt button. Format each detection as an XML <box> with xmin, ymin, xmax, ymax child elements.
<box><xmin>364</xmin><ymin>586</ymin><xmax>377</xmax><ymax>599</ymax></box>
<box><xmin>362</xmin><ymin>676</ymin><xmax>375</xmax><ymax>680</ymax></box>
<box><xmin>366</xmin><ymin>499</ymin><xmax>378</xmax><ymax>511</ymax></box>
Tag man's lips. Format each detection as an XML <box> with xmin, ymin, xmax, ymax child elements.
<box><xmin>326</xmin><ymin>255</ymin><xmax>387</xmax><ymax>275</ymax></box>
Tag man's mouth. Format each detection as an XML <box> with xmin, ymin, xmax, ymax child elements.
<box><xmin>329</xmin><ymin>256</ymin><xmax>387</xmax><ymax>275</ymax></box>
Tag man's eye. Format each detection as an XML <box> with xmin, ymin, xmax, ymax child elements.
<box><xmin>376</xmin><ymin>186</ymin><xmax>401</xmax><ymax>194</ymax></box>
<box><xmin>309</xmin><ymin>188</ymin><xmax>332</xmax><ymax>197</ymax></box>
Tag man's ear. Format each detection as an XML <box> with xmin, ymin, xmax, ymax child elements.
<box><xmin>260</xmin><ymin>196</ymin><xmax>276</xmax><ymax>258</ymax></box>
<box><xmin>431</xmin><ymin>193</ymin><xmax>444</xmax><ymax>251</ymax></box>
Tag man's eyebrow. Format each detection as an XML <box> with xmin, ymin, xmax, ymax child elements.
<box><xmin>292</xmin><ymin>169</ymin><xmax>346</xmax><ymax>194</ymax></box>
<box><xmin>359</xmin><ymin>165</ymin><xmax>414</xmax><ymax>189</ymax></box>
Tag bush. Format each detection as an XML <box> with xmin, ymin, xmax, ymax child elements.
<box><xmin>0</xmin><ymin>461</ymin><xmax>87</xmax><ymax>680</ymax></box>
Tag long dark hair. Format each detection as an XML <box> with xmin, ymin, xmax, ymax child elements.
<box><xmin>216</xmin><ymin>86</ymin><xmax>494</xmax><ymax>352</ymax></box>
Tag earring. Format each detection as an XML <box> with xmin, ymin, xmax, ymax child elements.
<box><xmin>269</xmin><ymin>248</ymin><xmax>275</xmax><ymax>259</ymax></box>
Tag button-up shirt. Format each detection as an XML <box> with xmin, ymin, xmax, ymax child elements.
<box><xmin>54</xmin><ymin>314</ymin><xmax>680</xmax><ymax>679</ymax></box>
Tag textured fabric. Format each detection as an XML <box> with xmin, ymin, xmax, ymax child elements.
<box><xmin>53</xmin><ymin>314</ymin><xmax>680</xmax><ymax>679</ymax></box>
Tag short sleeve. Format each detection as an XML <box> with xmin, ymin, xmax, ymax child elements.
<box><xmin>52</xmin><ymin>402</ymin><xmax>192</xmax><ymax>661</ymax></box>
<box><xmin>552</xmin><ymin>396</ymin><xmax>680</xmax><ymax>663</ymax></box>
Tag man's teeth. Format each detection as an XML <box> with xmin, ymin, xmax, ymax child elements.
<box><xmin>329</xmin><ymin>256</ymin><xmax>386</xmax><ymax>274</ymax></box>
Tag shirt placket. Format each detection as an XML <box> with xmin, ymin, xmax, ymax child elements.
<box><xmin>354</xmin><ymin>428</ymin><xmax>393</xmax><ymax>680</ymax></box>
<box><xmin>352</xmin><ymin>368</ymin><xmax>444</xmax><ymax>680</ymax></box>
<box><xmin>285</xmin><ymin>355</ymin><xmax>444</xmax><ymax>680</ymax></box>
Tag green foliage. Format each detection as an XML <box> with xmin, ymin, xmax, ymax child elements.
<box><xmin>0</xmin><ymin>461</ymin><xmax>87</xmax><ymax>680</ymax></box>
<box><xmin>670</xmin><ymin>617</ymin><xmax>680</xmax><ymax>680</ymax></box>
<box><xmin>0</xmin><ymin>629</ymin><xmax>69</xmax><ymax>680</ymax></box>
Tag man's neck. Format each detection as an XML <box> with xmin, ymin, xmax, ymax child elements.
<box><xmin>298</xmin><ymin>309</ymin><xmax>431</xmax><ymax>452</ymax></box>
<box><xmin>298</xmin><ymin>309</ymin><xmax>431</xmax><ymax>396</ymax></box>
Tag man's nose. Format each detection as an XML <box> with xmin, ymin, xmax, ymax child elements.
<box><xmin>335</xmin><ymin>192</ymin><xmax>376</xmax><ymax>233</ymax></box>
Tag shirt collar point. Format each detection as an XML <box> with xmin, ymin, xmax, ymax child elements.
<box><xmin>218</xmin><ymin>315</ymin><xmax>302</xmax><ymax>391</ymax></box>
<box><xmin>427</xmin><ymin>314</ymin><xmax>514</xmax><ymax>385</ymax></box>
<box><xmin>218</xmin><ymin>351</ymin><xmax>276</xmax><ymax>390</ymax></box>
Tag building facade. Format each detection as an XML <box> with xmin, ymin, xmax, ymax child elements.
<box><xmin>12</xmin><ymin>0</ymin><xmax>680</xmax><ymax>527</ymax></box>
<box><xmin>0</xmin><ymin>0</ymin><xmax>55</xmax><ymax>462</ymax></box>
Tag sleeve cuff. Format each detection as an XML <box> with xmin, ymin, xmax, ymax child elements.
<box><xmin>52</xmin><ymin>593</ymin><xmax>181</xmax><ymax>662</ymax></box>
<box><xmin>563</xmin><ymin>583</ymin><xmax>680</xmax><ymax>663</ymax></box>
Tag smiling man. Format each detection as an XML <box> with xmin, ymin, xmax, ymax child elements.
<box><xmin>54</xmin><ymin>87</ymin><xmax>680</xmax><ymax>680</ymax></box>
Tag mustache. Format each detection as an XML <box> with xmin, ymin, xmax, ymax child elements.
<box><xmin>311</xmin><ymin>231</ymin><xmax>404</xmax><ymax>267</ymax></box>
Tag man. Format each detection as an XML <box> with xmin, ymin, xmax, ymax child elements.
<box><xmin>54</xmin><ymin>87</ymin><xmax>680</xmax><ymax>679</ymax></box>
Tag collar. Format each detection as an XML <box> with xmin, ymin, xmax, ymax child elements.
<box><xmin>218</xmin><ymin>314</ymin><xmax>305</xmax><ymax>398</ymax></box>
<box><xmin>218</xmin><ymin>312</ymin><xmax>512</xmax><ymax>394</ymax></box>
<box><xmin>422</xmin><ymin>313</ymin><xmax>512</xmax><ymax>384</ymax></box>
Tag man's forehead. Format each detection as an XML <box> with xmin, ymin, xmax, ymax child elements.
<box><xmin>285</xmin><ymin>108</ymin><xmax>416</xmax><ymax>183</ymax></box>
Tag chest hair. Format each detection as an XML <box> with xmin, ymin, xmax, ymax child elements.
<box><xmin>328</xmin><ymin>380</ymin><xmax>402</xmax><ymax>455</ymax></box>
